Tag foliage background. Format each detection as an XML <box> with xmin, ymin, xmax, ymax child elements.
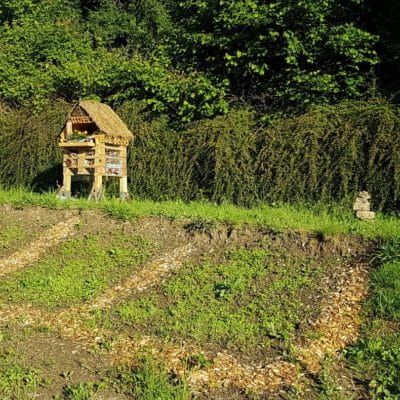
<box><xmin>0</xmin><ymin>0</ymin><xmax>399</xmax><ymax>211</ymax></box>
<box><xmin>0</xmin><ymin>0</ymin><xmax>395</xmax><ymax>115</ymax></box>
<box><xmin>0</xmin><ymin>99</ymin><xmax>399</xmax><ymax>211</ymax></box>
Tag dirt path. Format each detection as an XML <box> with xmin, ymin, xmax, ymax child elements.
<box><xmin>0</xmin><ymin>216</ymin><xmax>80</xmax><ymax>277</ymax></box>
<box><xmin>71</xmin><ymin>243</ymin><xmax>196</xmax><ymax>314</ymax></box>
<box><xmin>295</xmin><ymin>262</ymin><xmax>369</xmax><ymax>374</ymax></box>
<box><xmin>0</xmin><ymin>258</ymin><xmax>370</xmax><ymax>394</ymax></box>
<box><xmin>189</xmin><ymin>354</ymin><xmax>298</xmax><ymax>392</ymax></box>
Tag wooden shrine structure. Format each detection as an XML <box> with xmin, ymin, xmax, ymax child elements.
<box><xmin>58</xmin><ymin>100</ymin><xmax>133</xmax><ymax>200</ymax></box>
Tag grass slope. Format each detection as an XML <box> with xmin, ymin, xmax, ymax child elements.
<box><xmin>0</xmin><ymin>188</ymin><xmax>399</xmax><ymax>240</ymax></box>
<box><xmin>0</xmin><ymin>189</ymin><xmax>400</xmax><ymax>398</ymax></box>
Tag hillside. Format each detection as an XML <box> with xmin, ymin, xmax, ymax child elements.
<box><xmin>0</xmin><ymin>193</ymin><xmax>399</xmax><ymax>399</ymax></box>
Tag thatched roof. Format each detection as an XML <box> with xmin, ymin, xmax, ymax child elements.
<box><xmin>69</xmin><ymin>100</ymin><xmax>133</xmax><ymax>140</ymax></box>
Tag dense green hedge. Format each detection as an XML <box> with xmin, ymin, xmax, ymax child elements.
<box><xmin>0</xmin><ymin>101</ymin><xmax>68</xmax><ymax>191</ymax></box>
<box><xmin>257</xmin><ymin>100</ymin><xmax>400</xmax><ymax>210</ymax></box>
<box><xmin>0</xmin><ymin>99</ymin><xmax>399</xmax><ymax>211</ymax></box>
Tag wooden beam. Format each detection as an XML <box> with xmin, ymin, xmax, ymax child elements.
<box><xmin>70</xmin><ymin>116</ymin><xmax>93</xmax><ymax>124</ymax></box>
<box><xmin>59</xmin><ymin>142</ymin><xmax>95</xmax><ymax>148</ymax></box>
<box><xmin>66</xmin><ymin>121</ymin><xmax>73</xmax><ymax>136</ymax></box>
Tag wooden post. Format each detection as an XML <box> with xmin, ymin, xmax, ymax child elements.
<box><xmin>119</xmin><ymin>176</ymin><xmax>129</xmax><ymax>199</ymax></box>
<box><xmin>63</xmin><ymin>173</ymin><xmax>72</xmax><ymax>196</ymax></box>
<box><xmin>96</xmin><ymin>142</ymin><xmax>106</xmax><ymax>176</ymax></box>
<box><xmin>89</xmin><ymin>174</ymin><xmax>103</xmax><ymax>200</ymax></box>
<box><xmin>77</xmin><ymin>150</ymin><xmax>84</xmax><ymax>175</ymax></box>
<box><xmin>66</xmin><ymin>120</ymin><xmax>73</xmax><ymax>137</ymax></box>
<box><xmin>119</xmin><ymin>146</ymin><xmax>129</xmax><ymax>199</ymax></box>
<box><xmin>57</xmin><ymin>168</ymin><xmax>72</xmax><ymax>200</ymax></box>
<box><xmin>88</xmin><ymin>140</ymin><xmax>105</xmax><ymax>200</ymax></box>
<box><xmin>94</xmin><ymin>175</ymin><xmax>103</xmax><ymax>190</ymax></box>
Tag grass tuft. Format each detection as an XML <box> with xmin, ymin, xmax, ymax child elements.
<box><xmin>370</xmin><ymin>261</ymin><xmax>400</xmax><ymax>320</ymax></box>
<box><xmin>61</xmin><ymin>382</ymin><xmax>102</xmax><ymax>400</ymax></box>
<box><xmin>0</xmin><ymin>352</ymin><xmax>43</xmax><ymax>399</ymax></box>
<box><xmin>109</xmin><ymin>356</ymin><xmax>189</xmax><ymax>400</ymax></box>
<box><xmin>0</xmin><ymin>225</ymin><xmax>25</xmax><ymax>250</ymax></box>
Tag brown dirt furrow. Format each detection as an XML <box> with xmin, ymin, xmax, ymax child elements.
<box><xmin>0</xmin><ymin>216</ymin><xmax>80</xmax><ymax>277</ymax></box>
<box><xmin>0</xmin><ymin>302</ymin><xmax>297</xmax><ymax>393</ymax></box>
<box><xmin>107</xmin><ymin>337</ymin><xmax>299</xmax><ymax>392</ymax></box>
<box><xmin>188</xmin><ymin>354</ymin><xmax>298</xmax><ymax>392</ymax></box>
<box><xmin>295</xmin><ymin>262</ymin><xmax>369</xmax><ymax>374</ymax></box>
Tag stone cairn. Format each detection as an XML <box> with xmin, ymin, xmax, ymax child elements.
<box><xmin>353</xmin><ymin>191</ymin><xmax>375</xmax><ymax>221</ymax></box>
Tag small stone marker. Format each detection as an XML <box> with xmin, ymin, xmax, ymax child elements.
<box><xmin>353</xmin><ymin>191</ymin><xmax>375</xmax><ymax>220</ymax></box>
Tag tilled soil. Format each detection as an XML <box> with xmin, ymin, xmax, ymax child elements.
<box><xmin>0</xmin><ymin>216</ymin><xmax>80</xmax><ymax>276</ymax></box>
<box><xmin>0</xmin><ymin>205</ymin><xmax>372</xmax><ymax>399</ymax></box>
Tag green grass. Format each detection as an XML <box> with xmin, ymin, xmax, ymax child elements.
<box><xmin>87</xmin><ymin>247</ymin><xmax>332</xmax><ymax>355</ymax></box>
<box><xmin>371</xmin><ymin>239</ymin><xmax>400</xmax><ymax>266</ymax></box>
<box><xmin>107</xmin><ymin>357</ymin><xmax>190</xmax><ymax>400</ymax></box>
<box><xmin>0</xmin><ymin>225</ymin><xmax>25</xmax><ymax>250</ymax></box>
<box><xmin>57</xmin><ymin>357</ymin><xmax>190</xmax><ymax>400</ymax></box>
<box><xmin>316</xmin><ymin>356</ymin><xmax>349</xmax><ymax>400</ymax></box>
<box><xmin>0</xmin><ymin>351</ymin><xmax>43</xmax><ymax>399</ymax></box>
<box><xmin>369</xmin><ymin>239</ymin><xmax>400</xmax><ymax>321</ymax></box>
<box><xmin>370</xmin><ymin>261</ymin><xmax>400</xmax><ymax>319</ymax></box>
<box><xmin>347</xmin><ymin>330</ymin><xmax>400</xmax><ymax>399</ymax></box>
<box><xmin>0</xmin><ymin>188</ymin><xmax>399</xmax><ymax>240</ymax></box>
<box><xmin>60</xmin><ymin>382</ymin><xmax>101</xmax><ymax>400</ymax></box>
<box><xmin>347</xmin><ymin>239</ymin><xmax>400</xmax><ymax>399</ymax></box>
<box><xmin>0</xmin><ymin>233</ymin><xmax>153</xmax><ymax>309</ymax></box>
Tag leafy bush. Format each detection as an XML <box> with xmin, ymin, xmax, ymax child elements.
<box><xmin>0</xmin><ymin>99</ymin><xmax>68</xmax><ymax>190</ymax></box>
<box><xmin>185</xmin><ymin>108</ymin><xmax>259</xmax><ymax>206</ymax></box>
<box><xmin>0</xmin><ymin>0</ymin><xmax>398</xmax><ymax>117</ymax></box>
<box><xmin>118</xmin><ymin>101</ymin><xmax>197</xmax><ymax>201</ymax></box>
<box><xmin>172</xmin><ymin>0</ymin><xmax>378</xmax><ymax>109</ymax></box>
<box><xmin>109</xmin><ymin>58</ymin><xmax>229</xmax><ymax>121</ymax></box>
<box><xmin>120</xmin><ymin>104</ymin><xmax>258</xmax><ymax>204</ymax></box>
<box><xmin>257</xmin><ymin>99</ymin><xmax>400</xmax><ymax>210</ymax></box>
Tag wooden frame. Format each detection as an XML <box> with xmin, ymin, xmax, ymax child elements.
<box><xmin>57</xmin><ymin>101</ymin><xmax>133</xmax><ymax>200</ymax></box>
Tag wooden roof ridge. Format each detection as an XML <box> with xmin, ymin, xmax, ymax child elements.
<box><xmin>73</xmin><ymin>100</ymin><xmax>133</xmax><ymax>140</ymax></box>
